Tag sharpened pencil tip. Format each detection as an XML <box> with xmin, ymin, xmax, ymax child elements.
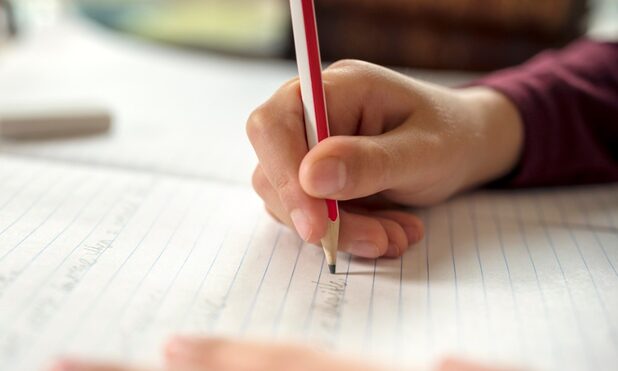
<box><xmin>328</xmin><ymin>264</ymin><xmax>336</xmax><ymax>274</ymax></box>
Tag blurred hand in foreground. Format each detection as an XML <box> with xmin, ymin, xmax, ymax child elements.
<box><xmin>49</xmin><ymin>337</ymin><xmax>520</xmax><ymax>371</ymax></box>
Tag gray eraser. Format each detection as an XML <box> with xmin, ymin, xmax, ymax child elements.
<box><xmin>0</xmin><ymin>106</ymin><xmax>112</xmax><ymax>140</ymax></box>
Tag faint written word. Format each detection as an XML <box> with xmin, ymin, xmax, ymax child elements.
<box><xmin>311</xmin><ymin>278</ymin><xmax>347</xmax><ymax>340</ymax></box>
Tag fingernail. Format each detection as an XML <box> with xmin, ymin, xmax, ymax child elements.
<box><xmin>387</xmin><ymin>244</ymin><xmax>400</xmax><ymax>257</ymax></box>
<box><xmin>166</xmin><ymin>336</ymin><xmax>200</xmax><ymax>360</ymax></box>
<box><xmin>311</xmin><ymin>157</ymin><xmax>346</xmax><ymax>196</ymax></box>
<box><xmin>347</xmin><ymin>241</ymin><xmax>379</xmax><ymax>258</ymax></box>
<box><xmin>403</xmin><ymin>225</ymin><xmax>421</xmax><ymax>244</ymax></box>
<box><xmin>290</xmin><ymin>209</ymin><xmax>312</xmax><ymax>241</ymax></box>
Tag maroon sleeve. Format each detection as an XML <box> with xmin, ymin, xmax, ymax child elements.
<box><xmin>474</xmin><ymin>39</ymin><xmax>618</xmax><ymax>188</ymax></box>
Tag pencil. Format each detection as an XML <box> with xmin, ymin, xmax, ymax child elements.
<box><xmin>289</xmin><ymin>0</ymin><xmax>339</xmax><ymax>274</ymax></box>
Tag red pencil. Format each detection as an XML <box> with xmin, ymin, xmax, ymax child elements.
<box><xmin>290</xmin><ymin>0</ymin><xmax>339</xmax><ymax>274</ymax></box>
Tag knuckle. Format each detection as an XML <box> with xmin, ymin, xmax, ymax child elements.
<box><xmin>264</xmin><ymin>206</ymin><xmax>282</xmax><ymax>223</ymax></box>
<box><xmin>366</xmin><ymin>139</ymin><xmax>396</xmax><ymax>189</ymax></box>
<box><xmin>271</xmin><ymin>173</ymin><xmax>294</xmax><ymax>196</ymax></box>
<box><xmin>425</xmin><ymin>131</ymin><xmax>451</xmax><ymax>171</ymax></box>
<box><xmin>324</xmin><ymin>59</ymin><xmax>381</xmax><ymax>100</ymax></box>
<box><xmin>282</xmin><ymin>76</ymin><xmax>301</xmax><ymax>89</ymax></box>
<box><xmin>328</xmin><ymin>58</ymin><xmax>364</xmax><ymax>71</ymax></box>
<box><xmin>251</xmin><ymin>167</ymin><xmax>271</xmax><ymax>199</ymax></box>
<box><xmin>270</xmin><ymin>174</ymin><xmax>302</xmax><ymax>210</ymax></box>
<box><xmin>246</xmin><ymin>106</ymin><xmax>271</xmax><ymax>143</ymax></box>
<box><xmin>327</xmin><ymin>59</ymin><xmax>380</xmax><ymax>78</ymax></box>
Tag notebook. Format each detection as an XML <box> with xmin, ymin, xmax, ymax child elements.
<box><xmin>0</xmin><ymin>155</ymin><xmax>616</xmax><ymax>371</ymax></box>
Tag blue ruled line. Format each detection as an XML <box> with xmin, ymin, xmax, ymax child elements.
<box><xmin>271</xmin><ymin>238</ymin><xmax>303</xmax><ymax>337</ymax></box>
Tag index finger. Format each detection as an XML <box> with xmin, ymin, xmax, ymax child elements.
<box><xmin>246</xmin><ymin>79</ymin><xmax>328</xmax><ymax>243</ymax></box>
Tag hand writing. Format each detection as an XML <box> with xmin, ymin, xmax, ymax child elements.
<box><xmin>247</xmin><ymin>60</ymin><xmax>523</xmax><ymax>258</ymax></box>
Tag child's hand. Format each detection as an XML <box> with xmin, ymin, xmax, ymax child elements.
<box><xmin>247</xmin><ymin>60</ymin><xmax>523</xmax><ymax>258</ymax></box>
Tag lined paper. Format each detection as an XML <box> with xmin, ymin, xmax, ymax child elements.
<box><xmin>0</xmin><ymin>156</ymin><xmax>617</xmax><ymax>371</ymax></box>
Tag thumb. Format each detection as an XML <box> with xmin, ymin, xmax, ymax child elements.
<box><xmin>299</xmin><ymin>132</ymin><xmax>412</xmax><ymax>200</ymax></box>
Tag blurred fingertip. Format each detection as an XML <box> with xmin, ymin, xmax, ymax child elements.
<box><xmin>46</xmin><ymin>358</ymin><xmax>93</xmax><ymax>371</ymax></box>
<box><xmin>166</xmin><ymin>336</ymin><xmax>228</xmax><ymax>357</ymax></box>
<box><xmin>165</xmin><ymin>335</ymin><xmax>203</xmax><ymax>361</ymax></box>
<box><xmin>47</xmin><ymin>359</ymin><xmax>75</xmax><ymax>371</ymax></box>
<box><xmin>436</xmin><ymin>357</ymin><xmax>513</xmax><ymax>371</ymax></box>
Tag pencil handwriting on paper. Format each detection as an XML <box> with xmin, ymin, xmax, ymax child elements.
<box><xmin>0</xmin><ymin>183</ymin><xmax>146</xmax><ymax>365</ymax></box>
<box><xmin>194</xmin><ymin>297</ymin><xmax>226</xmax><ymax>330</ymax></box>
<box><xmin>0</xmin><ymin>157</ymin><xmax>616</xmax><ymax>371</ymax></box>
<box><xmin>312</xmin><ymin>278</ymin><xmax>347</xmax><ymax>335</ymax></box>
<box><xmin>0</xmin><ymin>270</ymin><xmax>19</xmax><ymax>298</ymax></box>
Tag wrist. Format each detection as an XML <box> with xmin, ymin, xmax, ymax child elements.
<box><xmin>457</xmin><ymin>86</ymin><xmax>524</xmax><ymax>189</ymax></box>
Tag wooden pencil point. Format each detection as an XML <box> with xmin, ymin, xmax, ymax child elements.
<box><xmin>321</xmin><ymin>217</ymin><xmax>339</xmax><ymax>274</ymax></box>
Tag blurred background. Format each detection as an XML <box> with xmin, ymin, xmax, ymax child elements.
<box><xmin>2</xmin><ymin>0</ymin><xmax>616</xmax><ymax>71</ymax></box>
<box><xmin>0</xmin><ymin>0</ymin><xmax>616</xmax><ymax>184</ymax></box>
